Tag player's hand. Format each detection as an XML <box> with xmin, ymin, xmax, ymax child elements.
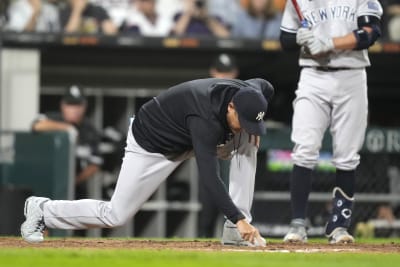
<box><xmin>307</xmin><ymin>36</ymin><xmax>335</xmax><ymax>56</ymax></box>
<box><xmin>296</xmin><ymin>27</ymin><xmax>314</xmax><ymax>46</ymax></box>
<box><xmin>236</xmin><ymin>219</ymin><xmax>266</xmax><ymax>247</ymax></box>
<box><xmin>248</xmin><ymin>134</ymin><xmax>260</xmax><ymax>148</ymax></box>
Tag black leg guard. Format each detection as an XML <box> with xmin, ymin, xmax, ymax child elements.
<box><xmin>325</xmin><ymin>187</ymin><xmax>354</xmax><ymax>236</ymax></box>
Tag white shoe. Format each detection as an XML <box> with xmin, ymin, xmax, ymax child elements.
<box><xmin>221</xmin><ymin>220</ymin><xmax>266</xmax><ymax>247</ymax></box>
<box><xmin>283</xmin><ymin>219</ymin><xmax>308</xmax><ymax>243</ymax></box>
<box><xmin>21</xmin><ymin>196</ymin><xmax>49</xmax><ymax>243</ymax></box>
<box><xmin>327</xmin><ymin>227</ymin><xmax>354</xmax><ymax>244</ymax></box>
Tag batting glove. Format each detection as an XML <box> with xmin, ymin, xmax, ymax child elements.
<box><xmin>307</xmin><ymin>36</ymin><xmax>335</xmax><ymax>55</ymax></box>
<box><xmin>296</xmin><ymin>27</ymin><xmax>314</xmax><ymax>46</ymax></box>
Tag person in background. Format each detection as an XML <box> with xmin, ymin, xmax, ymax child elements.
<box><xmin>88</xmin><ymin>0</ymin><xmax>131</xmax><ymax>29</ymax></box>
<box><xmin>171</xmin><ymin>0</ymin><xmax>230</xmax><ymax>38</ymax></box>
<box><xmin>6</xmin><ymin>0</ymin><xmax>60</xmax><ymax>32</ymax></box>
<box><xmin>386</xmin><ymin>0</ymin><xmax>400</xmax><ymax>41</ymax></box>
<box><xmin>232</xmin><ymin>0</ymin><xmax>282</xmax><ymax>40</ymax></box>
<box><xmin>32</xmin><ymin>85</ymin><xmax>103</xmax><ymax>202</ymax></box>
<box><xmin>0</xmin><ymin>0</ymin><xmax>8</xmax><ymax>30</ymax></box>
<box><xmin>60</xmin><ymin>0</ymin><xmax>117</xmax><ymax>35</ymax></box>
<box><xmin>198</xmin><ymin>53</ymin><xmax>240</xmax><ymax>238</ymax></box>
<box><xmin>209</xmin><ymin>53</ymin><xmax>239</xmax><ymax>79</ymax></box>
<box><xmin>121</xmin><ymin>0</ymin><xmax>173</xmax><ymax>36</ymax></box>
<box><xmin>207</xmin><ymin>0</ymin><xmax>241</xmax><ymax>28</ymax></box>
<box><xmin>157</xmin><ymin>0</ymin><xmax>183</xmax><ymax>19</ymax></box>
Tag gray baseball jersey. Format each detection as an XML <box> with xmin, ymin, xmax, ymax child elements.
<box><xmin>281</xmin><ymin>0</ymin><xmax>383</xmax><ymax>68</ymax></box>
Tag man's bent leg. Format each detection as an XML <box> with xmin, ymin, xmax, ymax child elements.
<box><xmin>44</xmin><ymin>129</ymin><xmax>183</xmax><ymax>229</ymax></box>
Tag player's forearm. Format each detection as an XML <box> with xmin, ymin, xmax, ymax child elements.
<box><xmin>64</xmin><ymin>10</ymin><xmax>83</xmax><ymax>33</ymax></box>
<box><xmin>76</xmin><ymin>164</ymin><xmax>100</xmax><ymax>185</ymax></box>
<box><xmin>333</xmin><ymin>27</ymin><xmax>373</xmax><ymax>51</ymax></box>
<box><xmin>332</xmin><ymin>32</ymin><xmax>357</xmax><ymax>50</ymax></box>
<box><xmin>24</xmin><ymin>12</ymin><xmax>40</xmax><ymax>32</ymax></box>
<box><xmin>206</xmin><ymin>18</ymin><xmax>230</xmax><ymax>38</ymax></box>
<box><xmin>171</xmin><ymin>13</ymin><xmax>191</xmax><ymax>36</ymax></box>
<box><xmin>33</xmin><ymin>120</ymin><xmax>73</xmax><ymax>132</ymax></box>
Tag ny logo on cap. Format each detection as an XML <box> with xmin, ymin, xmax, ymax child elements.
<box><xmin>256</xmin><ymin>111</ymin><xmax>265</xmax><ymax>121</ymax></box>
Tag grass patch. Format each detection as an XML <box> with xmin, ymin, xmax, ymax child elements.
<box><xmin>0</xmin><ymin>247</ymin><xmax>399</xmax><ymax>267</ymax></box>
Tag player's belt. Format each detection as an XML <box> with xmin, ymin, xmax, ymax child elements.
<box><xmin>304</xmin><ymin>66</ymin><xmax>352</xmax><ymax>72</ymax></box>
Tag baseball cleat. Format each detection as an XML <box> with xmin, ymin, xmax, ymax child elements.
<box><xmin>283</xmin><ymin>219</ymin><xmax>308</xmax><ymax>243</ymax></box>
<box><xmin>327</xmin><ymin>227</ymin><xmax>355</xmax><ymax>244</ymax></box>
<box><xmin>221</xmin><ymin>220</ymin><xmax>267</xmax><ymax>247</ymax></box>
<box><xmin>21</xmin><ymin>196</ymin><xmax>50</xmax><ymax>243</ymax></box>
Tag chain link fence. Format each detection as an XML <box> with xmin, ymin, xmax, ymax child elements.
<box><xmin>252</xmin><ymin>127</ymin><xmax>400</xmax><ymax>239</ymax></box>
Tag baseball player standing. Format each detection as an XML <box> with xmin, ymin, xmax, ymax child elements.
<box><xmin>280</xmin><ymin>0</ymin><xmax>383</xmax><ymax>243</ymax></box>
<box><xmin>21</xmin><ymin>78</ymin><xmax>274</xmax><ymax>246</ymax></box>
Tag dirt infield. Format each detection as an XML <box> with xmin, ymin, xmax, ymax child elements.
<box><xmin>1</xmin><ymin>237</ymin><xmax>399</xmax><ymax>253</ymax></box>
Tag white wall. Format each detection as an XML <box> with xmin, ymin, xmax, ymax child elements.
<box><xmin>0</xmin><ymin>49</ymin><xmax>40</xmax><ymax>131</ymax></box>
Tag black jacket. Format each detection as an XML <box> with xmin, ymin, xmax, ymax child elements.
<box><xmin>133</xmin><ymin>78</ymin><xmax>274</xmax><ymax>223</ymax></box>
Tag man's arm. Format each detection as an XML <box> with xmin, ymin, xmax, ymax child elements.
<box><xmin>171</xmin><ymin>13</ymin><xmax>192</xmax><ymax>36</ymax></box>
<box><xmin>76</xmin><ymin>124</ymin><xmax>103</xmax><ymax>184</ymax></box>
<box><xmin>206</xmin><ymin>17</ymin><xmax>230</xmax><ymax>38</ymax></box>
<box><xmin>33</xmin><ymin>119</ymin><xmax>74</xmax><ymax>132</ymax></box>
<box><xmin>64</xmin><ymin>0</ymin><xmax>87</xmax><ymax>33</ymax></box>
<box><xmin>32</xmin><ymin>118</ymin><xmax>79</xmax><ymax>142</ymax></box>
<box><xmin>303</xmin><ymin>16</ymin><xmax>382</xmax><ymax>55</ymax></box>
<box><xmin>23</xmin><ymin>0</ymin><xmax>42</xmax><ymax>31</ymax></box>
<box><xmin>76</xmin><ymin>164</ymin><xmax>100</xmax><ymax>185</ymax></box>
<box><xmin>188</xmin><ymin>116</ymin><xmax>262</xmax><ymax>243</ymax></box>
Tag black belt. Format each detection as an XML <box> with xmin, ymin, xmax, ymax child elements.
<box><xmin>304</xmin><ymin>66</ymin><xmax>352</xmax><ymax>72</ymax></box>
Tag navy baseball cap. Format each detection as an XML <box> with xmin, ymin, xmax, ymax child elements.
<box><xmin>62</xmin><ymin>85</ymin><xmax>86</xmax><ymax>105</ymax></box>
<box><xmin>232</xmin><ymin>88</ymin><xmax>268</xmax><ymax>135</ymax></box>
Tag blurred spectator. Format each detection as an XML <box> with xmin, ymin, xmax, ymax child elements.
<box><xmin>0</xmin><ymin>0</ymin><xmax>10</xmax><ymax>30</ymax></box>
<box><xmin>121</xmin><ymin>0</ymin><xmax>173</xmax><ymax>36</ymax></box>
<box><xmin>89</xmin><ymin>0</ymin><xmax>130</xmax><ymax>28</ymax></box>
<box><xmin>6</xmin><ymin>0</ymin><xmax>60</xmax><ymax>32</ymax></box>
<box><xmin>157</xmin><ymin>0</ymin><xmax>183</xmax><ymax>19</ymax></box>
<box><xmin>232</xmin><ymin>0</ymin><xmax>282</xmax><ymax>40</ymax></box>
<box><xmin>60</xmin><ymin>0</ymin><xmax>117</xmax><ymax>35</ymax></box>
<box><xmin>272</xmin><ymin>0</ymin><xmax>286</xmax><ymax>12</ymax></box>
<box><xmin>377</xmin><ymin>205</ymin><xmax>396</xmax><ymax>223</ymax></box>
<box><xmin>171</xmin><ymin>0</ymin><xmax>230</xmax><ymax>37</ymax></box>
<box><xmin>32</xmin><ymin>85</ymin><xmax>103</xmax><ymax>201</ymax></box>
<box><xmin>386</xmin><ymin>0</ymin><xmax>400</xmax><ymax>41</ymax></box>
<box><xmin>207</xmin><ymin>0</ymin><xmax>241</xmax><ymax>27</ymax></box>
<box><xmin>375</xmin><ymin>166</ymin><xmax>400</xmax><ymax>223</ymax></box>
<box><xmin>198</xmin><ymin>53</ymin><xmax>239</xmax><ymax>238</ymax></box>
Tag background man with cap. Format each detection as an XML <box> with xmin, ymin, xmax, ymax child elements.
<box><xmin>32</xmin><ymin>85</ymin><xmax>103</xmax><ymax>202</ymax></box>
<box><xmin>22</xmin><ymin>78</ymin><xmax>274</xmax><ymax>246</ymax></box>
<box><xmin>209</xmin><ymin>53</ymin><xmax>239</xmax><ymax>79</ymax></box>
